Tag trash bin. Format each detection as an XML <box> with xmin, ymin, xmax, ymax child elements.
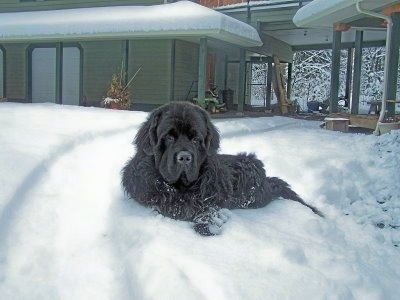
<box><xmin>307</xmin><ymin>101</ymin><xmax>320</xmax><ymax>112</ymax></box>
<box><xmin>222</xmin><ymin>89</ymin><xmax>234</xmax><ymax>110</ymax></box>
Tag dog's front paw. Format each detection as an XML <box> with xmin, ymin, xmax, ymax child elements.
<box><xmin>215</xmin><ymin>208</ymin><xmax>232</xmax><ymax>223</ymax></box>
<box><xmin>193</xmin><ymin>208</ymin><xmax>231</xmax><ymax>236</ymax></box>
<box><xmin>194</xmin><ymin>222</ymin><xmax>222</xmax><ymax>236</ymax></box>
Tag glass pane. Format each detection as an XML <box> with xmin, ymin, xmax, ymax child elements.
<box><xmin>62</xmin><ymin>47</ymin><xmax>80</xmax><ymax>105</ymax></box>
<box><xmin>251</xmin><ymin>63</ymin><xmax>267</xmax><ymax>84</ymax></box>
<box><xmin>250</xmin><ymin>85</ymin><xmax>266</xmax><ymax>106</ymax></box>
<box><xmin>32</xmin><ymin>48</ymin><xmax>56</xmax><ymax>103</ymax></box>
<box><xmin>0</xmin><ymin>49</ymin><xmax>3</xmax><ymax>98</ymax></box>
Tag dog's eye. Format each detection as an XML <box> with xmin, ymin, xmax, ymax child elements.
<box><xmin>191</xmin><ymin>136</ymin><xmax>200</xmax><ymax>144</ymax></box>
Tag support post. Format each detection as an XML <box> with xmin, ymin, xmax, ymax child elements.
<box><xmin>287</xmin><ymin>62</ymin><xmax>293</xmax><ymax>100</ymax></box>
<box><xmin>122</xmin><ymin>40</ymin><xmax>129</xmax><ymax>86</ymax></box>
<box><xmin>223</xmin><ymin>54</ymin><xmax>228</xmax><ymax>90</ymax></box>
<box><xmin>355</xmin><ymin>2</ymin><xmax>396</xmax><ymax>131</ymax></box>
<box><xmin>329</xmin><ymin>28</ymin><xmax>343</xmax><ymax>114</ymax></box>
<box><xmin>55</xmin><ymin>42</ymin><xmax>63</xmax><ymax>105</ymax></box>
<box><xmin>384</xmin><ymin>12</ymin><xmax>400</xmax><ymax>116</ymax></box>
<box><xmin>197</xmin><ymin>37</ymin><xmax>207</xmax><ymax>105</ymax></box>
<box><xmin>345</xmin><ymin>48</ymin><xmax>353</xmax><ymax>105</ymax></box>
<box><xmin>351</xmin><ymin>30</ymin><xmax>363</xmax><ymax>114</ymax></box>
<box><xmin>265</xmin><ymin>59</ymin><xmax>272</xmax><ymax>110</ymax></box>
<box><xmin>237</xmin><ymin>48</ymin><xmax>246</xmax><ymax>115</ymax></box>
<box><xmin>170</xmin><ymin>40</ymin><xmax>176</xmax><ymax>102</ymax></box>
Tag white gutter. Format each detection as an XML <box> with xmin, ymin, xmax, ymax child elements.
<box><xmin>355</xmin><ymin>3</ymin><xmax>392</xmax><ymax>134</ymax></box>
<box><xmin>293</xmin><ymin>0</ymin><xmax>399</xmax><ymax>28</ymax></box>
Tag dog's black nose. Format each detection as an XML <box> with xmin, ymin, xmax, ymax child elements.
<box><xmin>176</xmin><ymin>151</ymin><xmax>193</xmax><ymax>165</ymax></box>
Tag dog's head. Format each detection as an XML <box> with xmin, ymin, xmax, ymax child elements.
<box><xmin>135</xmin><ymin>102</ymin><xmax>220</xmax><ymax>186</ymax></box>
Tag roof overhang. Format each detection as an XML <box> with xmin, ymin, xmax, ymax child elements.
<box><xmin>0</xmin><ymin>1</ymin><xmax>262</xmax><ymax>47</ymax></box>
<box><xmin>293</xmin><ymin>0</ymin><xmax>400</xmax><ymax>28</ymax></box>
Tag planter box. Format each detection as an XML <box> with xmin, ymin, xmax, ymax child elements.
<box><xmin>324</xmin><ymin>117</ymin><xmax>349</xmax><ymax>132</ymax></box>
<box><xmin>376</xmin><ymin>122</ymin><xmax>400</xmax><ymax>135</ymax></box>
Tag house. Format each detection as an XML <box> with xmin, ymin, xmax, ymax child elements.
<box><xmin>1</xmin><ymin>0</ymin><xmax>397</xmax><ymax>116</ymax></box>
<box><xmin>0</xmin><ymin>0</ymin><xmax>264</xmax><ymax>111</ymax></box>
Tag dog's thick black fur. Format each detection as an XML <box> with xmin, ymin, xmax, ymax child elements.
<box><xmin>122</xmin><ymin>102</ymin><xmax>323</xmax><ymax>236</ymax></box>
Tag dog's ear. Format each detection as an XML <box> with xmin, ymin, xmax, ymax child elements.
<box><xmin>199</xmin><ymin>108</ymin><xmax>220</xmax><ymax>153</ymax></box>
<box><xmin>134</xmin><ymin>110</ymin><xmax>161</xmax><ymax>155</ymax></box>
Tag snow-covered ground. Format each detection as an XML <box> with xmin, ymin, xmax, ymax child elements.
<box><xmin>0</xmin><ymin>102</ymin><xmax>399</xmax><ymax>300</ymax></box>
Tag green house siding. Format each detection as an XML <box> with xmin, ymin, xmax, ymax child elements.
<box><xmin>214</xmin><ymin>51</ymin><xmax>227</xmax><ymax>91</ymax></box>
<box><xmin>1</xmin><ymin>39</ymin><xmax>239</xmax><ymax>108</ymax></box>
<box><xmin>0</xmin><ymin>39</ymin><xmax>188</xmax><ymax>107</ymax></box>
<box><xmin>173</xmin><ymin>40</ymin><xmax>199</xmax><ymax>102</ymax></box>
<box><xmin>82</xmin><ymin>39</ymin><xmax>173</xmax><ymax>108</ymax></box>
<box><xmin>80</xmin><ymin>40</ymin><xmax>123</xmax><ymax>106</ymax></box>
<box><xmin>3</xmin><ymin>44</ymin><xmax>26</xmax><ymax>100</ymax></box>
<box><xmin>129</xmin><ymin>40</ymin><xmax>171</xmax><ymax>106</ymax></box>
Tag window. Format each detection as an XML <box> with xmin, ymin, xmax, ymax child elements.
<box><xmin>31</xmin><ymin>47</ymin><xmax>57</xmax><ymax>103</ymax></box>
<box><xmin>0</xmin><ymin>47</ymin><xmax>4</xmax><ymax>99</ymax></box>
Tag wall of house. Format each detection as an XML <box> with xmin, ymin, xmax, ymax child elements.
<box><xmin>0</xmin><ymin>38</ymin><xmax>244</xmax><ymax>109</ymax></box>
<box><xmin>3</xmin><ymin>43</ymin><xmax>27</xmax><ymax>101</ymax></box>
<box><xmin>82</xmin><ymin>39</ymin><xmax>173</xmax><ymax>108</ymax></box>
<box><xmin>173</xmin><ymin>40</ymin><xmax>199</xmax><ymax>102</ymax></box>
<box><xmin>129</xmin><ymin>39</ymin><xmax>172</xmax><ymax>108</ymax></box>
<box><xmin>80</xmin><ymin>40</ymin><xmax>123</xmax><ymax>106</ymax></box>
<box><xmin>214</xmin><ymin>51</ymin><xmax>227</xmax><ymax>91</ymax></box>
<box><xmin>0</xmin><ymin>39</ymin><xmax>174</xmax><ymax>108</ymax></box>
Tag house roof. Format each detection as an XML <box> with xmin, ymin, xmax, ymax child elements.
<box><xmin>0</xmin><ymin>1</ymin><xmax>262</xmax><ymax>47</ymax></box>
<box><xmin>293</xmin><ymin>0</ymin><xmax>400</xmax><ymax>28</ymax></box>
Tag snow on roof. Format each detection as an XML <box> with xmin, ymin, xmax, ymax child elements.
<box><xmin>0</xmin><ymin>1</ymin><xmax>262</xmax><ymax>47</ymax></box>
<box><xmin>293</xmin><ymin>0</ymin><xmax>400</xmax><ymax>28</ymax></box>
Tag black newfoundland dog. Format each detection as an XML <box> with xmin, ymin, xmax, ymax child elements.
<box><xmin>122</xmin><ymin>102</ymin><xmax>322</xmax><ymax>236</ymax></box>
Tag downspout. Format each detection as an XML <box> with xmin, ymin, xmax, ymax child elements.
<box><xmin>355</xmin><ymin>2</ymin><xmax>392</xmax><ymax>134</ymax></box>
<box><xmin>237</xmin><ymin>0</ymin><xmax>251</xmax><ymax>114</ymax></box>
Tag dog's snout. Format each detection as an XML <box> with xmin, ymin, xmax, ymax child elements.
<box><xmin>176</xmin><ymin>151</ymin><xmax>193</xmax><ymax>165</ymax></box>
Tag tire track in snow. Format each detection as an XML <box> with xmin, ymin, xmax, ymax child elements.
<box><xmin>0</xmin><ymin>125</ymin><xmax>137</xmax><ymax>292</ymax></box>
<box><xmin>217</xmin><ymin>118</ymin><xmax>301</xmax><ymax>139</ymax></box>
